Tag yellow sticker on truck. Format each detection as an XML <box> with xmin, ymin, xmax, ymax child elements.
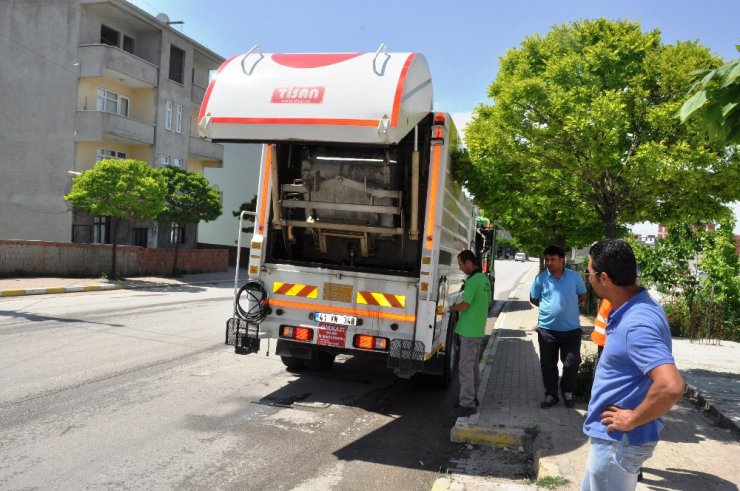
<box><xmin>273</xmin><ymin>282</ymin><xmax>318</xmax><ymax>298</ymax></box>
<box><xmin>356</xmin><ymin>291</ymin><xmax>406</xmax><ymax>308</ymax></box>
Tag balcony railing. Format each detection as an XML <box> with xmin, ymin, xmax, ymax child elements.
<box><xmin>192</xmin><ymin>83</ymin><xmax>207</xmax><ymax>105</ymax></box>
<box><xmin>78</xmin><ymin>44</ymin><xmax>158</xmax><ymax>88</ymax></box>
<box><xmin>75</xmin><ymin>111</ymin><xmax>155</xmax><ymax>145</ymax></box>
<box><xmin>189</xmin><ymin>136</ymin><xmax>223</xmax><ymax>162</ymax></box>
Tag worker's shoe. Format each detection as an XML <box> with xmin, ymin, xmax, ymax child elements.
<box><xmin>453</xmin><ymin>397</ymin><xmax>479</xmax><ymax>409</ymax></box>
<box><xmin>563</xmin><ymin>392</ymin><xmax>575</xmax><ymax>408</ymax></box>
<box><xmin>540</xmin><ymin>395</ymin><xmax>558</xmax><ymax>409</ymax></box>
<box><xmin>453</xmin><ymin>405</ymin><xmax>477</xmax><ymax>418</ymax></box>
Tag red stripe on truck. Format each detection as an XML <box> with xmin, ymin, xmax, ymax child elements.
<box><xmin>198</xmin><ymin>54</ymin><xmax>239</xmax><ymax>122</ymax></box>
<box><xmin>390</xmin><ymin>54</ymin><xmax>416</xmax><ymax>128</ymax></box>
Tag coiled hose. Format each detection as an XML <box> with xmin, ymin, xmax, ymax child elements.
<box><xmin>235</xmin><ymin>280</ymin><xmax>270</xmax><ymax>323</ymax></box>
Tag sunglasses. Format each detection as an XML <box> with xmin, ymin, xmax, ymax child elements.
<box><xmin>585</xmin><ymin>269</ymin><xmax>600</xmax><ymax>277</ymax></box>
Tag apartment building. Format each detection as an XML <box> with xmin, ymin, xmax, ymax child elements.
<box><xmin>0</xmin><ymin>0</ymin><xmax>224</xmax><ymax>248</ymax></box>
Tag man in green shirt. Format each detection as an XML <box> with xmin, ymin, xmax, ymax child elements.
<box><xmin>449</xmin><ymin>250</ymin><xmax>491</xmax><ymax>417</ymax></box>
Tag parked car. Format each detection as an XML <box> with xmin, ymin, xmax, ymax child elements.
<box><xmin>514</xmin><ymin>252</ymin><xmax>528</xmax><ymax>262</ymax></box>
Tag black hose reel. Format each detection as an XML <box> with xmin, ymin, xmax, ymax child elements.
<box><xmin>225</xmin><ymin>280</ymin><xmax>269</xmax><ymax>355</ymax></box>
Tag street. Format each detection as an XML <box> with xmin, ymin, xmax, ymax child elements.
<box><xmin>0</xmin><ymin>260</ymin><xmax>537</xmax><ymax>490</ymax></box>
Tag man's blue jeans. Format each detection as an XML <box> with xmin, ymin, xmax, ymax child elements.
<box><xmin>581</xmin><ymin>435</ymin><xmax>656</xmax><ymax>491</ymax></box>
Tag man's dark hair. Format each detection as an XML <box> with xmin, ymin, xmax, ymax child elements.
<box><xmin>458</xmin><ymin>249</ymin><xmax>478</xmax><ymax>266</ymax></box>
<box><xmin>589</xmin><ymin>239</ymin><xmax>637</xmax><ymax>286</ymax></box>
<box><xmin>543</xmin><ymin>244</ymin><xmax>565</xmax><ymax>258</ymax></box>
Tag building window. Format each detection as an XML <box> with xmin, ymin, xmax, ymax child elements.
<box><xmin>131</xmin><ymin>227</ymin><xmax>148</xmax><ymax>247</ymax></box>
<box><xmin>92</xmin><ymin>216</ymin><xmax>109</xmax><ymax>244</ymax></box>
<box><xmin>169</xmin><ymin>45</ymin><xmax>185</xmax><ymax>84</ymax></box>
<box><xmin>170</xmin><ymin>223</ymin><xmax>185</xmax><ymax>244</ymax></box>
<box><xmin>175</xmin><ymin>104</ymin><xmax>183</xmax><ymax>133</ymax></box>
<box><xmin>96</xmin><ymin>148</ymin><xmax>126</xmax><ymax>161</ymax></box>
<box><xmin>122</xmin><ymin>35</ymin><xmax>135</xmax><ymax>54</ymax></box>
<box><xmin>174</xmin><ymin>157</ymin><xmax>184</xmax><ymax>169</ymax></box>
<box><xmin>96</xmin><ymin>88</ymin><xmax>129</xmax><ymax>117</ymax></box>
<box><xmin>100</xmin><ymin>25</ymin><xmax>120</xmax><ymax>47</ymax></box>
<box><xmin>159</xmin><ymin>154</ymin><xmax>170</xmax><ymax>167</ymax></box>
<box><xmin>165</xmin><ymin>101</ymin><xmax>173</xmax><ymax>130</ymax></box>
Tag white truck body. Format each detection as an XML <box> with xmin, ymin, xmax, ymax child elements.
<box><xmin>200</xmin><ymin>46</ymin><xmax>476</xmax><ymax>380</ymax></box>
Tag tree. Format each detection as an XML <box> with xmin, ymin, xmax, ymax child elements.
<box><xmin>465</xmin><ymin>19</ymin><xmax>738</xmax><ymax>248</ymax></box>
<box><xmin>65</xmin><ymin>159</ymin><xmax>166</xmax><ymax>278</ymax></box>
<box><xmin>679</xmin><ymin>46</ymin><xmax>740</xmax><ymax>144</ymax></box>
<box><xmin>232</xmin><ymin>194</ymin><xmax>258</xmax><ymax>235</ymax></box>
<box><xmin>159</xmin><ymin>166</ymin><xmax>223</xmax><ymax>275</ymax></box>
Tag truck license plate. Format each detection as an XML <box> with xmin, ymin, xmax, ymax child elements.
<box><xmin>314</xmin><ymin>312</ymin><xmax>357</xmax><ymax>326</ymax></box>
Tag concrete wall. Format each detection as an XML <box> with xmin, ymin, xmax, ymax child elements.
<box><xmin>199</xmin><ymin>143</ymin><xmax>262</xmax><ymax>246</ymax></box>
<box><xmin>0</xmin><ymin>240</ymin><xmax>227</xmax><ymax>277</ymax></box>
<box><xmin>0</xmin><ymin>0</ymin><xmax>81</xmax><ymax>242</ymax></box>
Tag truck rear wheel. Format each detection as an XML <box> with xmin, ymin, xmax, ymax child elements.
<box><xmin>280</xmin><ymin>356</ymin><xmax>306</xmax><ymax>371</ymax></box>
<box><xmin>305</xmin><ymin>350</ymin><xmax>335</xmax><ymax>371</ymax></box>
<box><xmin>438</xmin><ymin>314</ymin><xmax>459</xmax><ymax>387</ymax></box>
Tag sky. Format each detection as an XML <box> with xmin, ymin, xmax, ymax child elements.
<box><xmin>129</xmin><ymin>0</ymin><xmax>740</xmax><ymax>234</ymax></box>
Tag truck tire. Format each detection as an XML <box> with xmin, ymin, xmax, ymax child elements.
<box><xmin>305</xmin><ymin>350</ymin><xmax>335</xmax><ymax>371</ymax></box>
<box><xmin>280</xmin><ymin>356</ymin><xmax>306</xmax><ymax>371</ymax></box>
<box><xmin>438</xmin><ymin>314</ymin><xmax>459</xmax><ymax>387</ymax></box>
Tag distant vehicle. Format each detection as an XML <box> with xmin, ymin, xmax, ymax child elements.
<box><xmin>514</xmin><ymin>252</ymin><xmax>528</xmax><ymax>262</ymax></box>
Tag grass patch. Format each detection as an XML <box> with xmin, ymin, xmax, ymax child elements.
<box><xmin>524</xmin><ymin>424</ymin><xmax>539</xmax><ymax>437</ymax></box>
<box><xmin>529</xmin><ymin>476</ymin><xmax>569</xmax><ymax>489</ymax></box>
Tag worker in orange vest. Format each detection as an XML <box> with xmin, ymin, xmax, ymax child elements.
<box><xmin>592</xmin><ymin>298</ymin><xmax>611</xmax><ymax>356</ymax></box>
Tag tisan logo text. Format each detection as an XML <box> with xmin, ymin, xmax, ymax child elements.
<box><xmin>271</xmin><ymin>86</ymin><xmax>325</xmax><ymax>104</ymax></box>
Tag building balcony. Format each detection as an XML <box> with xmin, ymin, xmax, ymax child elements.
<box><xmin>188</xmin><ymin>136</ymin><xmax>223</xmax><ymax>163</ymax></box>
<box><xmin>192</xmin><ymin>83</ymin><xmax>207</xmax><ymax>105</ymax></box>
<box><xmin>75</xmin><ymin>111</ymin><xmax>155</xmax><ymax>145</ymax></box>
<box><xmin>78</xmin><ymin>44</ymin><xmax>158</xmax><ymax>88</ymax></box>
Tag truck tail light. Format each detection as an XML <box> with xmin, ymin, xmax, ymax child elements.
<box><xmin>280</xmin><ymin>325</ymin><xmax>313</xmax><ymax>341</ymax></box>
<box><xmin>354</xmin><ymin>334</ymin><xmax>389</xmax><ymax>351</ymax></box>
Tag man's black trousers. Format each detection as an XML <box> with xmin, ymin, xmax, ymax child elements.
<box><xmin>537</xmin><ymin>327</ymin><xmax>582</xmax><ymax>398</ymax></box>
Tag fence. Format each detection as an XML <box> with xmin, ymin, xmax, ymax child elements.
<box><xmin>0</xmin><ymin>240</ymin><xmax>227</xmax><ymax>277</ymax></box>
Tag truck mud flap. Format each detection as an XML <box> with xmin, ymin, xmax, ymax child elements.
<box><xmin>225</xmin><ymin>318</ymin><xmax>261</xmax><ymax>355</ymax></box>
<box><xmin>387</xmin><ymin>339</ymin><xmax>425</xmax><ymax>378</ymax></box>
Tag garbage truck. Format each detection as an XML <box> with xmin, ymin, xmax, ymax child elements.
<box><xmin>198</xmin><ymin>44</ymin><xmax>480</xmax><ymax>384</ymax></box>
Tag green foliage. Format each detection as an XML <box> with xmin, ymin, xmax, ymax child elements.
<box><xmin>574</xmin><ymin>351</ymin><xmax>598</xmax><ymax>402</ymax></box>
<box><xmin>529</xmin><ymin>476</ymin><xmax>569</xmax><ymax>489</ymax></box>
<box><xmin>159</xmin><ymin>165</ymin><xmax>222</xmax><ymax>275</ymax></box>
<box><xmin>233</xmin><ymin>195</ymin><xmax>258</xmax><ymax>234</ymax></box>
<box><xmin>466</xmin><ymin>19</ymin><xmax>738</xmax><ymax>251</ymax></box>
<box><xmin>632</xmin><ymin>220</ymin><xmax>740</xmax><ymax>341</ymax></box>
<box><xmin>159</xmin><ymin>166</ymin><xmax>222</xmax><ymax>225</ymax></box>
<box><xmin>65</xmin><ymin>159</ymin><xmax>167</xmax><ymax>278</ymax></box>
<box><xmin>679</xmin><ymin>46</ymin><xmax>740</xmax><ymax>144</ymax></box>
<box><xmin>65</xmin><ymin>159</ymin><xmax>166</xmax><ymax>220</ymax></box>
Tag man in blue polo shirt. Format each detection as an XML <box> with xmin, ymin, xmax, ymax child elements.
<box><xmin>530</xmin><ymin>244</ymin><xmax>587</xmax><ymax>409</ymax></box>
<box><xmin>582</xmin><ymin>239</ymin><xmax>683</xmax><ymax>491</ymax></box>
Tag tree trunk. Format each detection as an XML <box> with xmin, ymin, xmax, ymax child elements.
<box><xmin>605</xmin><ymin>219</ymin><xmax>618</xmax><ymax>239</ymax></box>
<box><xmin>110</xmin><ymin>217</ymin><xmax>119</xmax><ymax>279</ymax></box>
<box><xmin>171</xmin><ymin>234</ymin><xmax>180</xmax><ymax>276</ymax></box>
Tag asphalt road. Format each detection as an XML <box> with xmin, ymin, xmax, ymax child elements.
<box><xmin>0</xmin><ymin>260</ymin><xmax>534</xmax><ymax>490</ymax></box>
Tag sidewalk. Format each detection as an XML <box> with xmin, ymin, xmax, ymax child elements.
<box><xmin>437</xmin><ymin>269</ymin><xmax>740</xmax><ymax>490</ymax></box>
<box><xmin>0</xmin><ymin>268</ymin><xmax>238</xmax><ymax>297</ymax></box>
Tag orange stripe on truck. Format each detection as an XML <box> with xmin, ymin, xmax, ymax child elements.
<box><xmin>257</xmin><ymin>145</ymin><xmax>272</xmax><ymax>234</ymax></box>
<box><xmin>268</xmin><ymin>298</ymin><xmax>416</xmax><ymax>323</ymax></box>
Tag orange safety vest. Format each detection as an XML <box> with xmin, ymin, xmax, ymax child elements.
<box><xmin>591</xmin><ymin>299</ymin><xmax>612</xmax><ymax>347</ymax></box>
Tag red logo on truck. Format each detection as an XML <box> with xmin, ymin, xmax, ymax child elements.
<box><xmin>271</xmin><ymin>87</ymin><xmax>325</xmax><ymax>104</ymax></box>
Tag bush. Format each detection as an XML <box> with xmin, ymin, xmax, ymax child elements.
<box><xmin>574</xmin><ymin>352</ymin><xmax>599</xmax><ymax>402</ymax></box>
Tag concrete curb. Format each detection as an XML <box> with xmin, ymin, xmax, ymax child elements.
<box><xmin>683</xmin><ymin>382</ymin><xmax>739</xmax><ymax>437</ymax></box>
<box><xmin>0</xmin><ymin>278</ymin><xmax>234</xmax><ymax>298</ymax></box>
<box><xmin>0</xmin><ymin>284</ymin><xmax>121</xmax><ymax>297</ymax></box>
